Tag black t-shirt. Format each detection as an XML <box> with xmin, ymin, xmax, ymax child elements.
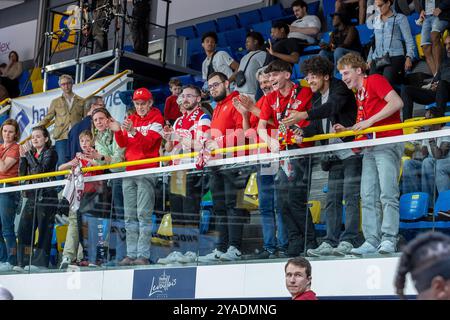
<box><xmin>264</xmin><ymin>38</ymin><xmax>300</xmax><ymax>66</ymax></box>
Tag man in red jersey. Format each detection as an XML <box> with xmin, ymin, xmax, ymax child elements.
<box><xmin>110</xmin><ymin>87</ymin><xmax>164</xmax><ymax>266</ymax></box>
<box><xmin>336</xmin><ymin>53</ymin><xmax>404</xmax><ymax>255</ymax></box>
<box><xmin>165</xmin><ymin>85</ymin><xmax>211</xmax><ymax>227</ymax></box>
<box><xmin>258</xmin><ymin>59</ymin><xmax>317</xmax><ymax>257</ymax></box>
<box><xmin>198</xmin><ymin>72</ymin><xmax>249</xmax><ymax>263</ymax></box>
<box><xmin>232</xmin><ymin>69</ymin><xmax>289</xmax><ymax>259</ymax></box>
<box><xmin>285</xmin><ymin>257</ymin><xmax>317</xmax><ymax>300</ymax></box>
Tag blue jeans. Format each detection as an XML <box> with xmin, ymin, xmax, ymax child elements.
<box><xmin>360</xmin><ymin>144</ymin><xmax>403</xmax><ymax>247</ymax></box>
<box><xmin>256</xmin><ymin>170</ymin><xmax>288</xmax><ymax>253</ymax></box>
<box><xmin>0</xmin><ymin>190</ymin><xmax>19</xmax><ymax>265</ymax></box>
<box><xmin>402</xmin><ymin>157</ymin><xmax>436</xmax><ymax>197</ymax></box>
<box><xmin>421</xmin><ymin>15</ymin><xmax>448</xmax><ymax>46</ymax></box>
<box><xmin>55</xmin><ymin>139</ymin><xmax>69</xmax><ymax>181</ymax></box>
<box><xmin>436</xmin><ymin>158</ymin><xmax>450</xmax><ymax>192</ymax></box>
<box><xmin>111</xmin><ymin>178</ymin><xmax>125</xmax><ymax>220</ymax></box>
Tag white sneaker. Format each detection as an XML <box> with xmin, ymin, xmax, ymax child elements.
<box><xmin>220</xmin><ymin>246</ymin><xmax>242</xmax><ymax>261</ymax></box>
<box><xmin>307</xmin><ymin>242</ymin><xmax>334</xmax><ymax>257</ymax></box>
<box><xmin>24</xmin><ymin>265</ymin><xmax>44</xmax><ymax>272</ymax></box>
<box><xmin>0</xmin><ymin>262</ymin><xmax>13</xmax><ymax>272</ymax></box>
<box><xmin>178</xmin><ymin>251</ymin><xmax>197</xmax><ymax>263</ymax></box>
<box><xmin>157</xmin><ymin>251</ymin><xmax>184</xmax><ymax>265</ymax></box>
<box><xmin>59</xmin><ymin>256</ymin><xmax>72</xmax><ymax>269</ymax></box>
<box><xmin>332</xmin><ymin>241</ymin><xmax>354</xmax><ymax>256</ymax></box>
<box><xmin>350</xmin><ymin>241</ymin><xmax>377</xmax><ymax>256</ymax></box>
<box><xmin>198</xmin><ymin>249</ymin><xmax>225</xmax><ymax>263</ymax></box>
<box><xmin>12</xmin><ymin>265</ymin><xmax>25</xmax><ymax>273</ymax></box>
<box><xmin>378</xmin><ymin>240</ymin><xmax>396</xmax><ymax>254</ymax></box>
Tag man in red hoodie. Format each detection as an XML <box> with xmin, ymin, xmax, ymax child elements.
<box><xmin>110</xmin><ymin>87</ymin><xmax>164</xmax><ymax>266</ymax></box>
<box><xmin>198</xmin><ymin>72</ymin><xmax>249</xmax><ymax>263</ymax></box>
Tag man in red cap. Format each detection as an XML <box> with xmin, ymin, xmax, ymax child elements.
<box><xmin>110</xmin><ymin>87</ymin><xmax>164</xmax><ymax>266</ymax></box>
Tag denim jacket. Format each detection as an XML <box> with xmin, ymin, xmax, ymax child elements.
<box><xmin>367</xmin><ymin>13</ymin><xmax>416</xmax><ymax>62</ymax></box>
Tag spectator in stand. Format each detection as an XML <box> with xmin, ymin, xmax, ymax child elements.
<box><xmin>402</xmin><ymin>109</ymin><xmax>449</xmax><ymax>202</ymax></box>
<box><xmin>336</xmin><ymin>53</ymin><xmax>404</xmax><ymax>255</ymax></box>
<box><xmin>38</xmin><ymin>74</ymin><xmax>84</xmax><ymax>169</ymax></box>
<box><xmin>288</xmin><ymin>0</ymin><xmax>321</xmax><ymax>46</ymax></box>
<box><xmin>201</xmin><ymin>32</ymin><xmax>239</xmax><ymax>82</ymax></box>
<box><xmin>164</xmin><ymin>85</ymin><xmax>211</xmax><ymax>228</ymax></box>
<box><xmin>319</xmin><ymin>11</ymin><xmax>362</xmax><ymax>75</ymax></box>
<box><xmin>110</xmin><ymin>88</ymin><xmax>164</xmax><ymax>266</ymax></box>
<box><xmin>265</xmin><ymin>22</ymin><xmax>301</xmax><ymax>66</ymax></box>
<box><xmin>59</xmin><ymin>130</ymin><xmax>104</xmax><ymax>268</ymax></box>
<box><xmin>258</xmin><ymin>60</ymin><xmax>317</xmax><ymax>257</ymax></box>
<box><xmin>234</xmin><ymin>31</ymin><xmax>267</xmax><ymax>100</ymax></box>
<box><xmin>367</xmin><ymin>0</ymin><xmax>416</xmax><ymax>87</ymax></box>
<box><xmin>285</xmin><ymin>257</ymin><xmax>317</xmax><ymax>300</ymax></box>
<box><xmin>16</xmin><ymin>126</ymin><xmax>58</xmax><ymax>271</ymax></box>
<box><xmin>336</xmin><ymin>0</ymin><xmax>367</xmax><ymax>25</ymax></box>
<box><xmin>67</xmin><ymin>95</ymin><xmax>105</xmax><ymax>160</ymax></box>
<box><xmin>281</xmin><ymin>56</ymin><xmax>362</xmax><ymax>257</ymax></box>
<box><xmin>401</xmin><ymin>34</ymin><xmax>450</xmax><ymax>120</ymax></box>
<box><xmin>0</xmin><ymin>51</ymin><xmax>23</xmax><ymax>98</ymax></box>
<box><xmin>395</xmin><ymin>231</ymin><xmax>450</xmax><ymax>300</ymax></box>
<box><xmin>164</xmin><ymin>79</ymin><xmax>183</xmax><ymax>125</ymax></box>
<box><xmin>232</xmin><ymin>68</ymin><xmax>288</xmax><ymax>259</ymax></box>
<box><xmin>0</xmin><ymin>119</ymin><xmax>20</xmax><ymax>272</ymax></box>
<box><xmin>197</xmin><ymin>72</ymin><xmax>248</xmax><ymax>262</ymax></box>
<box><xmin>414</xmin><ymin>0</ymin><xmax>449</xmax><ymax>84</ymax></box>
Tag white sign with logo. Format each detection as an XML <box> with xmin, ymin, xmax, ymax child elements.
<box><xmin>10</xmin><ymin>73</ymin><xmax>131</xmax><ymax>140</ymax></box>
<box><xmin>0</xmin><ymin>20</ymin><xmax>38</xmax><ymax>64</ymax></box>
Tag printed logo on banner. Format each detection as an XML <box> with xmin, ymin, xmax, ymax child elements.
<box><xmin>15</xmin><ymin>110</ymin><xmax>30</xmax><ymax>133</ymax></box>
<box><xmin>51</xmin><ymin>12</ymin><xmax>76</xmax><ymax>52</ymax></box>
<box><xmin>132</xmin><ymin>267</ymin><xmax>196</xmax><ymax>300</ymax></box>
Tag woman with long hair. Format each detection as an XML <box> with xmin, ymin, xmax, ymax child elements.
<box><xmin>0</xmin><ymin>51</ymin><xmax>23</xmax><ymax>98</ymax></box>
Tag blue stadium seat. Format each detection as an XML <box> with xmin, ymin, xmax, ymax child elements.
<box><xmin>239</xmin><ymin>9</ymin><xmax>262</xmax><ymax>29</ymax></box>
<box><xmin>356</xmin><ymin>24</ymin><xmax>374</xmax><ymax>46</ymax></box>
<box><xmin>407</xmin><ymin>12</ymin><xmax>422</xmax><ymax>36</ymax></box>
<box><xmin>176</xmin><ymin>25</ymin><xmax>197</xmax><ymax>40</ymax></box>
<box><xmin>322</xmin><ymin>0</ymin><xmax>336</xmax><ymax>31</ymax></box>
<box><xmin>217</xmin><ymin>31</ymin><xmax>228</xmax><ymax>47</ymax></box>
<box><xmin>251</xmin><ymin>21</ymin><xmax>272</xmax><ymax>42</ymax></box>
<box><xmin>187</xmin><ymin>37</ymin><xmax>203</xmax><ymax>56</ymax></box>
<box><xmin>320</xmin><ymin>32</ymin><xmax>331</xmax><ymax>44</ymax></box>
<box><xmin>303</xmin><ymin>45</ymin><xmax>321</xmax><ymax>54</ymax></box>
<box><xmin>217</xmin><ymin>15</ymin><xmax>240</xmax><ymax>32</ymax></box>
<box><xmin>297</xmin><ymin>54</ymin><xmax>315</xmax><ymax>78</ymax></box>
<box><xmin>400</xmin><ymin>192</ymin><xmax>430</xmax><ymax>221</ymax></box>
<box><xmin>47</xmin><ymin>74</ymin><xmax>60</xmax><ymax>90</ymax></box>
<box><xmin>195</xmin><ymin>20</ymin><xmax>218</xmax><ymax>36</ymax></box>
<box><xmin>425</xmin><ymin>102</ymin><xmax>450</xmax><ymax>113</ymax></box>
<box><xmin>291</xmin><ymin>63</ymin><xmax>301</xmax><ymax>80</ymax></box>
<box><xmin>224</xmin><ymin>28</ymin><xmax>247</xmax><ymax>51</ymax></box>
<box><xmin>260</xmin><ymin>4</ymin><xmax>284</xmax><ymax>21</ymax></box>
<box><xmin>18</xmin><ymin>70</ymin><xmax>32</xmax><ymax>95</ymax></box>
<box><xmin>434</xmin><ymin>190</ymin><xmax>450</xmax><ymax>216</ymax></box>
<box><xmin>307</xmin><ymin>1</ymin><xmax>320</xmax><ymax>16</ymax></box>
<box><xmin>188</xmin><ymin>52</ymin><xmax>206</xmax><ymax>71</ymax></box>
<box><xmin>172</xmin><ymin>74</ymin><xmax>195</xmax><ymax>85</ymax></box>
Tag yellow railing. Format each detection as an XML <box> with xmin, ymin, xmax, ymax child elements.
<box><xmin>1</xmin><ymin>115</ymin><xmax>449</xmax><ymax>185</ymax></box>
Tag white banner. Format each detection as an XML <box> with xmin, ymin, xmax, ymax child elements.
<box><xmin>10</xmin><ymin>74</ymin><xmax>131</xmax><ymax>140</ymax></box>
<box><xmin>0</xmin><ymin>20</ymin><xmax>38</xmax><ymax>64</ymax></box>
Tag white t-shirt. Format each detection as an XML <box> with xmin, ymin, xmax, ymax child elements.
<box><xmin>288</xmin><ymin>15</ymin><xmax>321</xmax><ymax>44</ymax></box>
<box><xmin>202</xmin><ymin>51</ymin><xmax>235</xmax><ymax>80</ymax></box>
<box><xmin>236</xmin><ymin>50</ymin><xmax>267</xmax><ymax>96</ymax></box>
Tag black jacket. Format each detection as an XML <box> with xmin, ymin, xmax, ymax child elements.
<box><xmin>19</xmin><ymin>146</ymin><xmax>58</xmax><ymax>184</ymax></box>
<box><xmin>302</xmin><ymin>78</ymin><xmax>357</xmax><ymax>143</ymax></box>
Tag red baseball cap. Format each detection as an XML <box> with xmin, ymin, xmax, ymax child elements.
<box><xmin>133</xmin><ymin>88</ymin><xmax>153</xmax><ymax>101</ymax></box>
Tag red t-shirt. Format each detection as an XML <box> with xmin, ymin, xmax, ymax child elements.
<box><xmin>260</xmin><ymin>84</ymin><xmax>314</xmax><ymax>148</ymax></box>
<box><xmin>357</xmin><ymin>74</ymin><xmax>402</xmax><ymax>138</ymax></box>
<box><xmin>164</xmin><ymin>95</ymin><xmax>182</xmax><ymax>122</ymax></box>
<box><xmin>0</xmin><ymin>143</ymin><xmax>19</xmax><ymax>180</ymax></box>
<box><xmin>293</xmin><ymin>290</ymin><xmax>318</xmax><ymax>300</ymax></box>
<box><xmin>210</xmin><ymin>91</ymin><xmax>244</xmax><ymax>149</ymax></box>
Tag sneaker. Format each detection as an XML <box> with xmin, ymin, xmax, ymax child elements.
<box><xmin>378</xmin><ymin>240</ymin><xmax>396</xmax><ymax>254</ymax></box>
<box><xmin>350</xmin><ymin>241</ymin><xmax>377</xmax><ymax>256</ymax></box>
<box><xmin>118</xmin><ymin>256</ymin><xmax>135</xmax><ymax>266</ymax></box>
<box><xmin>220</xmin><ymin>246</ymin><xmax>242</xmax><ymax>261</ymax></box>
<box><xmin>12</xmin><ymin>266</ymin><xmax>25</xmax><ymax>273</ymax></box>
<box><xmin>59</xmin><ymin>256</ymin><xmax>72</xmax><ymax>269</ymax></box>
<box><xmin>307</xmin><ymin>242</ymin><xmax>334</xmax><ymax>257</ymax></box>
<box><xmin>133</xmin><ymin>258</ymin><xmax>150</xmax><ymax>265</ymax></box>
<box><xmin>157</xmin><ymin>251</ymin><xmax>184</xmax><ymax>264</ymax></box>
<box><xmin>0</xmin><ymin>262</ymin><xmax>13</xmax><ymax>272</ymax></box>
<box><xmin>178</xmin><ymin>251</ymin><xmax>197</xmax><ymax>263</ymax></box>
<box><xmin>276</xmin><ymin>250</ymin><xmax>289</xmax><ymax>259</ymax></box>
<box><xmin>198</xmin><ymin>249</ymin><xmax>225</xmax><ymax>263</ymax></box>
<box><xmin>332</xmin><ymin>241</ymin><xmax>354</xmax><ymax>256</ymax></box>
<box><xmin>253</xmin><ymin>249</ymin><xmax>277</xmax><ymax>259</ymax></box>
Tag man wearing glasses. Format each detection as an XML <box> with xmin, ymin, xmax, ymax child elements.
<box><xmin>67</xmin><ymin>95</ymin><xmax>105</xmax><ymax>159</ymax></box>
<box><xmin>198</xmin><ymin>72</ymin><xmax>248</xmax><ymax>262</ymax></box>
<box><xmin>39</xmin><ymin>74</ymin><xmax>85</xmax><ymax>168</ymax></box>
<box><xmin>164</xmin><ymin>85</ymin><xmax>211</xmax><ymax>228</ymax></box>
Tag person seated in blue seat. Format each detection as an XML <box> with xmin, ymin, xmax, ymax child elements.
<box><xmin>289</xmin><ymin>0</ymin><xmax>321</xmax><ymax>47</ymax></box>
<box><xmin>264</xmin><ymin>22</ymin><xmax>301</xmax><ymax>67</ymax></box>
